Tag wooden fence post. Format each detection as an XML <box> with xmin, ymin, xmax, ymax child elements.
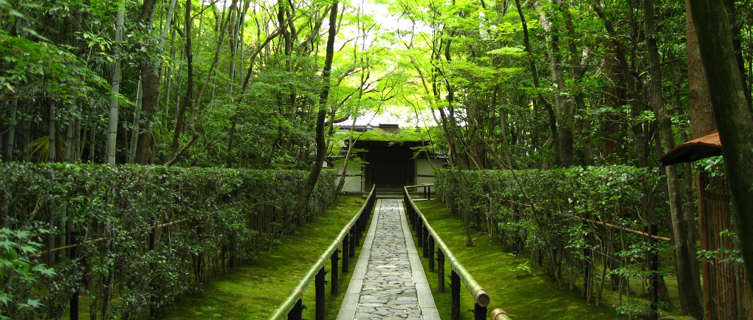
<box><xmin>343</xmin><ymin>235</ymin><xmax>350</xmax><ymax>273</ymax></box>
<box><xmin>438</xmin><ymin>249</ymin><xmax>445</xmax><ymax>293</ymax></box>
<box><xmin>331</xmin><ymin>249</ymin><xmax>339</xmax><ymax>295</ymax></box>
<box><xmin>428</xmin><ymin>236</ymin><xmax>435</xmax><ymax>272</ymax></box>
<box><xmin>316</xmin><ymin>267</ymin><xmax>326</xmax><ymax>320</ymax></box>
<box><xmin>288</xmin><ymin>299</ymin><xmax>303</xmax><ymax>320</ymax></box>
<box><xmin>349</xmin><ymin>230</ymin><xmax>356</xmax><ymax>257</ymax></box>
<box><xmin>474</xmin><ymin>302</ymin><xmax>487</xmax><ymax>320</ymax></box>
<box><xmin>451</xmin><ymin>270</ymin><xmax>460</xmax><ymax>320</ymax></box>
<box><xmin>417</xmin><ymin>220</ymin><xmax>423</xmax><ymax>247</ymax></box>
<box><xmin>423</xmin><ymin>226</ymin><xmax>429</xmax><ymax>258</ymax></box>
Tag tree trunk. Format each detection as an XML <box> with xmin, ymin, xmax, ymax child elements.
<box><xmin>645</xmin><ymin>1</ymin><xmax>704</xmax><ymax>318</ymax></box>
<box><xmin>135</xmin><ymin>0</ymin><xmax>164</xmax><ymax>164</ymax></box>
<box><xmin>535</xmin><ymin>1</ymin><xmax>571</xmax><ymax>166</ymax></box>
<box><xmin>48</xmin><ymin>100</ymin><xmax>56</xmax><ymax>162</ymax></box>
<box><xmin>514</xmin><ymin>0</ymin><xmax>556</xmax><ymax>154</ymax></box>
<box><xmin>106</xmin><ymin>0</ymin><xmax>126</xmax><ymax>164</ymax></box>
<box><xmin>128</xmin><ymin>78</ymin><xmax>143</xmax><ymax>163</ymax></box>
<box><xmin>686</xmin><ymin>1</ymin><xmax>714</xmax><ymax>318</ymax></box>
<box><xmin>5</xmin><ymin>99</ymin><xmax>16</xmax><ymax>161</ymax></box>
<box><xmin>689</xmin><ymin>0</ymin><xmax>753</xmax><ymax>292</ymax></box>
<box><xmin>171</xmin><ymin>0</ymin><xmax>194</xmax><ymax>154</ymax></box>
<box><xmin>195</xmin><ymin>0</ymin><xmax>237</xmax><ymax>105</ymax></box>
<box><xmin>686</xmin><ymin>0</ymin><xmax>715</xmax><ymax>139</ymax></box>
<box><xmin>296</xmin><ymin>0</ymin><xmax>339</xmax><ymax>216</ymax></box>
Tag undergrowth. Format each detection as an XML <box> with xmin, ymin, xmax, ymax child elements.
<box><xmin>157</xmin><ymin>195</ymin><xmax>368</xmax><ymax>320</ymax></box>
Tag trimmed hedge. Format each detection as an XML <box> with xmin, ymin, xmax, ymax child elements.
<box><xmin>436</xmin><ymin>166</ymin><xmax>673</xmax><ymax>313</ymax></box>
<box><xmin>0</xmin><ymin>163</ymin><xmax>336</xmax><ymax>319</ymax></box>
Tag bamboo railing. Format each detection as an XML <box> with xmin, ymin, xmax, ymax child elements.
<box><xmin>403</xmin><ymin>186</ymin><xmax>511</xmax><ymax>320</ymax></box>
<box><xmin>268</xmin><ymin>185</ymin><xmax>376</xmax><ymax>320</ymax></box>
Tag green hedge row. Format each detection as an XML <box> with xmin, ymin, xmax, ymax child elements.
<box><xmin>436</xmin><ymin>166</ymin><xmax>673</xmax><ymax>312</ymax></box>
<box><xmin>0</xmin><ymin>163</ymin><xmax>336</xmax><ymax>319</ymax></box>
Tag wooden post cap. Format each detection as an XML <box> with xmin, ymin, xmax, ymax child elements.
<box><xmin>490</xmin><ymin>308</ymin><xmax>511</xmax><ymax>320</ymax></box>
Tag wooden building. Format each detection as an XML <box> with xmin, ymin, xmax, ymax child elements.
<box><xmin>330</xmin><ymin>124</ymin><xmax>445</xmax><ymax>194</ymax></box>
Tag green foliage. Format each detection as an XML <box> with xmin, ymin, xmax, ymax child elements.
<box><xmin>159</xmin><ymin>195</ymin><xmax>366</xmax><ymax>320</ymax></box>
<box><xmin>0</xmin><ymin>163</ymin><xmax>336</xmax><ymax>319</ymax></box>
<box><xmin>413</xmin><ymin>199</ymin><xmax>623</xmax><ymax>320</ymax></box>
<box><xmin>335</xmin><ymin>126</ymin><xmax>439</xmax><ymax>144</ymax></box>
<box><xmin>436</xmin><ymin>166</ymin><xmax>676</xmax><ymax>312</ymax></box>
<box><xmin>0</xmin><ymin>228</ymin><xmax>52</xmax><ymax>319</ymax></box>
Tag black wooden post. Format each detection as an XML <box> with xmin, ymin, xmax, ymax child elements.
<box><xmin>474</xmin><ymin>303</ymin><xmax>487</xmax><ymax>320</ymax></box>
<box><xmin>355</xmin><ymin>219</ymin><xmax>362</xmax><ymax>245</ymax></box>
<box><xmin>331</xmin><ymin>249</ymin><xmax>339</xmax><ymax>295</ymax></box>
<box><xmin>648</xmin><ymin>224</ymin><xmax>659</xmax><ymax>320</ymax></box>
<box><xmin>349</xmin><ymin>230</ymin><xmax>356</xmax><ymax>257</ymax></box>
<box><xmin>428</xmin><ymin>236</ymin><xmax>435</xmax><ymax>272</ymax></box>
<box><xmin>417</xmin><ymin>220</ymin><xmax>423</xmax><ymax>247</ymax></box>
<box><xmin>423</xmin><ymin>226</ymin><xmax>429</xmax><ymax>258</ymax></box>
<box><xmin>288</xmin><ymin>299</ymin><xmax>303</xmax><ymax>320</ymax></box>
<box><xmin>451</xmin><ymin>270</ymin><xmax>460</xmax><ymax>320</ymax></box>
<box><xmin>316</xmin><ymin>267</ymin><xmax>326</xmax><ymax>320</ymax></box>
<box><xmin>428</xmin><ymin>185</ymin><xmax>431</xmax><ymax>200</ymax></box>
<box><xmin>342</xmin><ymin>235</ymin><xmax>350</xmax><ymax>273</ymax></box>
<box><xmin>438</xmin><ymin>249</ymin><xmax>445</xmax><ymax>292</ymax></box>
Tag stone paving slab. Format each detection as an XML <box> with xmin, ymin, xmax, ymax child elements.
<box><xmin>336</xmin><ymin>199</ymin><xmax>439</xmax><ymax>320</ymax></box>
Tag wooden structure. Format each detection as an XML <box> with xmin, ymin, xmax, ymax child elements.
<box><xmin>331</xmin><ymin>124</ymin><xmax>445</xmax><ymax>193</ymax></box>
<box><xmin>659</xmin><ymin>131</ymin><xmax>753</xmax><ymax>319</ymax></box>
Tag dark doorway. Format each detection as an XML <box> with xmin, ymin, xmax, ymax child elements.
<box><xmin>361</xmin><ymin>142</ymin><xmax>415</xmax><ymax>191</ymax></box>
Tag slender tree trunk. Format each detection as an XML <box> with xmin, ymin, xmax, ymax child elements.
<box><xmin>171</xmin><ymin>0</ymin><xmax>194</xmax><ymax>153</ymax></box>
<box><xmin>107</xmin><ymin>0</ymin><xmax>126</xmax><ymax>164</ymax></box>
<box><xmin>535</xmin><ymin>1</ymin><xmax>570</xmax><ymax>166</ymax></box>
<box><xmin>135</xmin><ymin>0</ymin><xmax>166</xmax><ymax>164</ymax></box>
<box><xmin>514</xmin><ymin>0</ymin><xmax>557</xmax><ymax>151</ymax></box>
<box><xmin>5</xmin><ymin>99</ymin><xmax>16</xmax><ymax>161</ymax></box>
<box><xmin>646</xmin><ymin>1</ymin><xmax>701</xmax><ymax>318</ymax></box>
<box><xmin>685</xmin><ymin>1</ymin><xmax>713</xmax><ymax>318</ymax></box>
<box><xmin>48</xmin><ymin>100</ymin><xmax>56</xmax><ymax>162</ymax></box>
<box><xmin>689</xmin><ymin>0</ymin><xmax>753</xmax><ymax>292</ymax></box>
<box><xmin>64</xmin><ymin>116</ymin><xmax>74</xmax><ymax>162</ymax></box>
<box><xmin>296</xmin><ymin>0</ymin><xmax>339</xmax><ymax>215</ymax></box>
<box><xmin>74</xmin><ymin>118</ymin><xmax>81</xmax><ymax>162</ymax></box>
<box><xmin>128</xmin><ymin>78</ymin><xmax>143</xmax><ymax>163</ymax></box>
<box><xmin>195</xmin><ymin>0</ymin><xmax>237</xmax><ymax>105</ymax></box>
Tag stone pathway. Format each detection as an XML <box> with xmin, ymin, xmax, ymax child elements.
<box><xmin>336</xmin><ymin>199</ymin><xmax>439</xmax><ymax>320</ymax></box>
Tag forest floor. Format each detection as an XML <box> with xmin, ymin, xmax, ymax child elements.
<box><xmin>155</xmin><ymin>195</ymin><xmax>368</xmax><ymax>320</ymax></box>
<box><xmin>413</xmin><ymin>199</ymin><xmax>693</xmax><ymax>320</ymax></box>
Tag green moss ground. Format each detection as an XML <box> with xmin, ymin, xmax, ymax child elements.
<box><xmin>412</xmin><ymin>199</ymin><xmax>626</xmax><ymax>320</ymax></box>
<box><xmin>156</xmin><ymin>195</ymin><xmax>369</xmax><ymax>320</ymax></box>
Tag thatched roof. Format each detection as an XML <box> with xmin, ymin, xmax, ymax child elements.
<box><xmin>658</xmin><ymin>131</ymin><xmax>721</xmax><ymax>166</ymax></box>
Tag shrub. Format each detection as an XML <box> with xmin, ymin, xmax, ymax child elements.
<box><xmin>0</xmin><ymin>163</ymin><xmax>336</xmax><ymax>319</ymax></box>
<box><xmin>436</xmin><ymin>166</ymin><xmax>673</xmax><ymax>309</ymax></box>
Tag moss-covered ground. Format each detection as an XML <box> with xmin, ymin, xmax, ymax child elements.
<box><xmin>157</xmin><ymin>195</ymin><xmax>368</xmax><ymax>320</ymax></box>
<box><xmin>413</xmin><ymin>199</ymin><xmax>630</xmax><ymax>320</ymax></box>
